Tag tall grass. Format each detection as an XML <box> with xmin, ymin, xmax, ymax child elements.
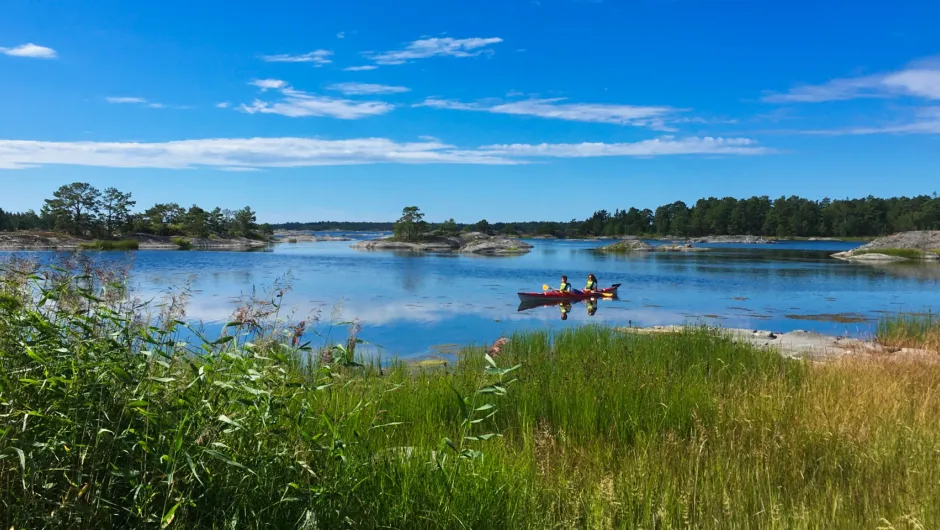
<box><xmin>877</xmin><ymin>312</ymin><xmax>940</xmax><ymax>351</ymax></box>
<box><xmin>78</xmin><ymin>239</ymin><xmax>140</xmax><ymax>250</ymax></box>
<box><xmin>855</xmin><ymin>248</ymin><xmax>925</xmax><ymax>259</ymax></box>
<box><xmin>2</xmin><ymin>257</ymin><xmax>940</xmax><ymax>528</ymax></box>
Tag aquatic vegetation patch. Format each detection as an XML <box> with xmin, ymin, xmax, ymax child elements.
<box><xmin>785</xmin><ymin>312</ymin><xmax>871</xmax><ymax>323</ymax></box>
<box><xmin>77</xmin><ymin>239</ymin><xmax>140</xmax><ymax>250</ymax></box>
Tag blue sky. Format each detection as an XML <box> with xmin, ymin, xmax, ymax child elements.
<box><xmin>1</xmin><ymin>0</ymin><xmax>939</xmax><ymax>223</ymax></box>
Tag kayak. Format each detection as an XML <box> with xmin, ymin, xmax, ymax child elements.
<box><xmin>517</xmin><ymin>283</ymin><xmax>620</xmax><ymax>302</ymax></box>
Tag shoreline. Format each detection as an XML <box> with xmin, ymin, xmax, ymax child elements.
<box><xmin>0</xmin><ymin>232</ymin><xmax>270</xmax><ymax>251</ymax></box>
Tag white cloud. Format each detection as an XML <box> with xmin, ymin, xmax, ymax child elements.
<box><xmin>803</xmin><ymin>107</ymin><xmax>940</xmax><ymax>135</ymax></box>
<box><xmin>344</xmin><ymin>65</ymin><xmax>379</xmax><ymax>72</ymax></box>
<box><xmin>763</xmin><ymin>60</ymin><xmax>940</xmax><ymax>103</ymax></box>
<box><xmin>418</xmin><ymin>97</ymin><xmax>680</xmax><ymax>129</ymax></box>
<box><xmin>0</xmin><ymin>135</ymin><xmax>771</xmax><ymax>171</ymax></box>
<box><xmin>107</xmin><ymin>97</ymin><xmax>148</xmax><ymax>104</ymax></box>
<box><xmin>105</xmin><ymin>96</ymin><xmax>185</xmax><ymax>109</ymax></box>
<box><xmin>367</xmin><ymin>37</ymin><xmax>502</xmax><ymax>65</ymax></box>
<box><xmin>337</xmin><ymin>32</ymin><xmax>346</xmax><ymax>39</ymax></box>
<box><xmin>216</xmin><ymin>102</ymin><xmax>231</xmax><ymax>109</ymax></box>
<box><xmin>250</xmin><ymin>78</ymin><xmax>288</xmax><ymax>90</ymax></box>
<box><xmin>327</xmin><ymin>82</ymin><xmax>410</xmax><ymax>95</ymax></box>
<box><xmin>260</xmin><ymin>50</ymin><xmax>333</xmax><ymax>66</ymax></box>
<box><xmin>0</xmin><ymin>43</ymin><xmax>57</xmax><ymax>59</ymax></box>
<box><xmin>476</xmin><ymin>137</ymin><xmax>772</xmax><ymax>157</ymax></box>
<box><xmin>239</xmin><ymin>80</ymin><xmax>394</xmax><ymax>119</ymax></box>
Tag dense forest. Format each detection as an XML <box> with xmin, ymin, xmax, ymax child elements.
<box><xmin>0</xmin><ymin>182</ymin><xmax>270</xmax><ymax>239</ymax></box>
<box><xmin>6</xmin><ymin>188</ymin><xmax>939</xmax><ymax>240</ymax></box>
<box><xmin>277</xmin><ymin>195</ymin><xmax>940</xmax><ymax>239</ymax></box>
<box><xmin>578</xmin><ymin>195</ymin><xmax>940</xmax><ymax>238</ymax></box>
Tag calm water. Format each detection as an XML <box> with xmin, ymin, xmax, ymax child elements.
<box><xmin>7</xmin><ymin>236</ymin><xmax>940</xmax><ymax>360</ymax></box>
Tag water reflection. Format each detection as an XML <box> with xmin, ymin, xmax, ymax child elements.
<box><xmin>517</xmin><ymin>294</ymin><xmax>614</xmax><ymax>319</ymax></box>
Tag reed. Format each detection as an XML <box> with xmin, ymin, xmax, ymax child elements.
<box><xmin>2</xmin><ymin>257</ymin><xmax>939</xmax><ymax>528</ymax></box>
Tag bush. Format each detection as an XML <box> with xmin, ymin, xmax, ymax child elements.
<box><xmin>171</xmin><ymin>236</ymin><xmax>193</xmax><ymax>250</ymax></box>
<box><xmin>77</xmin><ymin>239</ymin><xmax>140</xmax><ymax>250</ymax></box>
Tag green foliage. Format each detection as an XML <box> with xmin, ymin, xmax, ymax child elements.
<box><xmin>392</xmin><ymin>206</ymin><xmax>428</xmax><ymax>242</ymax></box>
<box><xmin>3</xmin><ymin>183</ymin><xmax>268</xmax><ymax>240</ymax></box>
<box><xmin>854</xmin><ymin>248</ymin><xmax>925</xmax><ymax>259</ymax></box>
<box><xmin>77</xmin><ymin>239</ymin><xmax>140</xmax><ymax>250</ymax></box>
<box><xmin>41</xmin><ymin>182</ymin><xmax>101</xmax><ymax>236</ymax></box>
<box><xmin>171</xmin><ymin>237</ymin><xmax>193</xmax><ymax>250</ymax></box>
<box><xmin>580</xmin><ymin>194</ymin><xmax>940</xmax><ymax>238</ymax></box>
<box><xmin>441</xmin><ymin>218</ymin><xmax>459</xmax><ymax>236</ymax></box>
<box><xmin>4</xmin><ymin>258</ymin><xmax>940</xmax><ymax>528</ymax></box>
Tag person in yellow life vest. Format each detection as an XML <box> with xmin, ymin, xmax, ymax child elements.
<box><xmin>584</xmin><ymin>274</ymin><xmax>599</xmax><ymax>292</ymax></box>
<box><xmin>557</xmin><ymin>275</ymin><xmax>572</xmax><ymax>293</ymax></box>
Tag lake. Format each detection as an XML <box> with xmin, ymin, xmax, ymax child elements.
<box><xmin>6</xmin><ymin>236</ymin><xmax>940</xmax><ymax>360</ymax></box>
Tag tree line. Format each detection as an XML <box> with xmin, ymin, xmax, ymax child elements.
<box><xmin>0</xmin><ymin>182</ymin><xmax>270</xmax><ymax>239</ymax></box>
<box><xmin>579</xmin><ymin>195</ymin><xmax>940</xmax><ymax>238</ymax></box>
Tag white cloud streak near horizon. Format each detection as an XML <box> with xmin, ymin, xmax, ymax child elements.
<box><xmin>238</xmin><ymin>80</ymin><xmax>394</xmax><ymax>119</ymax></box>
<box><xmin>367</xmin><ymin>37</ymin><xmax>502</xmax><ymax>65</ymax></box>
<box><xmin>418</xmin><ymin>97</ymin><xmax>680</xmax><ymax>129</ymax></box>
<box><xmin>0</xmin><ymin>136</ymin><xmax>771</xmax><ymax>170</ymax></box>
<box><xmin>344</xmin><ymin>65</ymin><xmax>379</xmax><ymax>71</ymax></box>
<box><xmin>0</xmin><ymin>43</ymin><xmax>57</xmax><ymax>59</ymax></box>
<box><xmin>327</xmin><ymin>82</ymin><xmax>410</xmax><ymax>95</ymax></box>
<box><xmin>260</xmin><ymin>49</ymin><xmax>333</xmax><ymax>66</ymax></box>
<box><xmin>106</xmin><ymin>96</ymin><xmax>182</xmax><ymax>109</ymax></box>
<box><xmin>763</xmin><ymin>61</ymin><xmax>940</xmax><ymax>103</ymax></box>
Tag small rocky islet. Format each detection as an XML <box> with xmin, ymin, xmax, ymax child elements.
<box><xmin>351</xmin><ymin>232</ymin><xmax>533</xmax><ymax>256</ymax></box>
<box><xmin>831</xmin><ymin>231</ymin><xmax>940</xmax><ymax>262</ymax></box>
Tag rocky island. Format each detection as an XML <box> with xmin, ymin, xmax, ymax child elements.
<box><xmin>352</xmin><ymin>232</ymin><xmax>533</xmax><ymax>256</ymax></box>
<box><xmin>831</xmin><ymin>231</ymin><xmax>940</xmax><ymax>262</ymax></box>
<box><xmin>595</xmin><ymin>238</ymin><xmax>707</xmax><ymax>253</ymax></box>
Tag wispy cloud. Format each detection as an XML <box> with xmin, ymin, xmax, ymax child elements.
<box><xmin>803</xmin><ymin>107</ymin><xmax>940</xmax><ymax>135</ymax></box>
<box><xmin>476</xmin><ymin>137</ymin><xmax>771</xmax><ymax>157</ymax></box>
<box><xmin>238</xmin><ymin>80</ymin><xmax>394</xmax><ymax>119</ymax></box>
<box><xmin>216</xmin><ymin>102</ymin><xmax>231</xmax><ymax>109</ymax></box>
<box><xmin>417</xmin><ymin>97</ymin><xmax>681</xmax><ymax>129</ymax></box>
<box><xmin>367</xmin><ymin>37</ymin><xmax>502</xmax><ymax>65</ymax></box>
<box><xmin>0</xmin><ymin>135</ymin><xmax>771</xmax><ymax>171</ymax></box>
<box><xmin>250</xmin><ymin>78</ymin><xmax>288</xmax><ymax>90</ymax></box>
<box><xmin>0</xmin><ymin>43</ymin><xmax>57</xmax><ymax>59</ymax></box>
<box><xmin>327</xmin><ymin>82</ymin><xmax>410</xmax><ymax>95</ymax></box>
<box><xmin>344</xmin><ymin>65</ymin><xmax>379</xmax><ymax>72</ymax></box>
<box><xmin>763</xmin><ymin>59</ymin><xmax>940</xmax><ymax>103</ymax></box>
<box><xmin>336</xmin><ymin>32</ymin><xmax>346</xmax><ymax>39</ymax></box>
<box><xmin>106</xmin><ymin>96</ymin><xmax>183</xmax><ymax>109</ymax></box>
<box><xmin>260</xmin><ymin>49</ymin><xmax>333</xmax><ymax>66</ymax></box>
<box><xmin>106</xmin><ymin>97</ymin><xmax>148</xmax><ymax>104</ymax></box>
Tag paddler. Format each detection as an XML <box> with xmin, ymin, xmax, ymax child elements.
<box><xmin>584</xmin><ymin>274</ymin><xmax>599</xmax><ymax>292</ymax></box>
<box><xmin>557</xmin><ymin>275</ymin><xmax>572</xmax><ymax>293</ymax></box>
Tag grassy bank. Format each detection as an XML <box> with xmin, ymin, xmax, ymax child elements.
<box><xmin>854</xmin><ymin>248</ymin><xmax>926</xmax><ymax>259</ymax></box>
<box><xmin>2</xmin><ymin>260</ymin><xmax>939</xmax><ymax>528</ymax></box>
<box><xmin>77</xmin><ymin>238</ymin><xmax>140</xmax><ymax>250</ymax></box>
<box><xmin>878</xmin><ymin>312</ymin><xmax>940</xmax><ymax>351</ymax></box>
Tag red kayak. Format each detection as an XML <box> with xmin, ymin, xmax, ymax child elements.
<box><xmin>517</xmin><ymin>283</ymin><xmax>620</xmax><ymax>302</ymax></box>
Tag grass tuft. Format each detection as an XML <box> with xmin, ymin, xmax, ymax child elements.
<box><xmin>171</xmin><ymin>236</ymin><xmax>193</xmax><ymax>250</ymax></box>
<box><xmin>855</xmin><ymin>248</ymin><xmax>925</xmax><ymax>259</ymax></box>
<box><xmin>877</xmin><ymin>312</ymin><xmax>940</xmax><ymax>351</ymax></box>
<box><xmin>77</xmin><ymin>239</ymin><xmax>140</xmax><ymax>250</ymax></box>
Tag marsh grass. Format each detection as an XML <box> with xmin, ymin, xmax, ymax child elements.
<box><xmin>855</xmin><ymin>248</ymin><xmax>925</xmax><ymax>259</ymax></box>
<box><xmin>78</xmin><ymin>239</ymin><xmax>140</xmax><ymax>251</ymax></box>
<box><xmin>878</xmin><ymin>312</ymin><xmax>940</xmax><ymax>352</ymax></box>
<box><xmin>2</xmin><ymin>257</ymin><xmax>940</xmax><ymax>528</ymax></box>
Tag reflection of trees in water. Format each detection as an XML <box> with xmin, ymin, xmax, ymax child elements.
<box><xmin>856</xmin><ymin>262</ymin><xmax>940</xmax><ymax>282</ymax></box>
